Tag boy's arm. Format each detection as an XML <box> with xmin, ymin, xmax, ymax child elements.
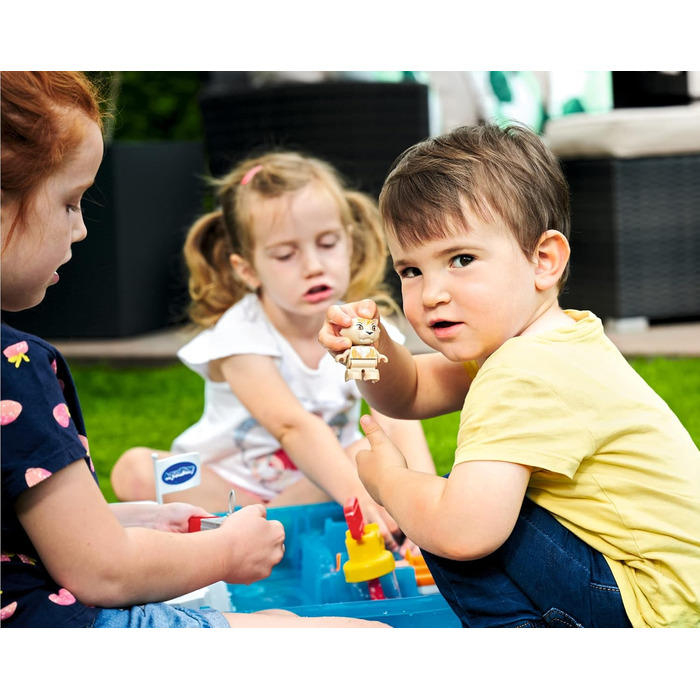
<box><xmin>356</xmin><ymin>414</ymin><xmax>531</xmax><ymax>559</ymax></box>
<box><xmin>321</xmin><ymin>302</ymin><xmax>471</xmax><ymax>419</ymax></box>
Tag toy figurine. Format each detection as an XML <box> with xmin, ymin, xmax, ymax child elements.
<box><xmin>336</xmin><ymin>317</ymin><xmax>388</xmax><ymax>383</ymax></box>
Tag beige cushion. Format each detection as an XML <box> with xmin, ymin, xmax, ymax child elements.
<box><xmin>544</xmin><ymin>105</ymin><xmax>700</xmax><ymax>159</ymax></box>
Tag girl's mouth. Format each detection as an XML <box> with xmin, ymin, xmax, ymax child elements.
<box><xmin>303</xmin><ymin>285</ymin><xmax>334</xmax><ymax>304</ymax></box>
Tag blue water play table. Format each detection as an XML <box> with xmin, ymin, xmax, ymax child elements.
<box><xmin>205</xmin><ymin>502</ymin><xmax>460</xmax><ymax>628</ymax></box>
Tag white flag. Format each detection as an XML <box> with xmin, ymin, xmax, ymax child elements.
<box><xmin>153</xmin><ymin>452</ymin><xmax>201</xmax><ymax>504</ymax></box>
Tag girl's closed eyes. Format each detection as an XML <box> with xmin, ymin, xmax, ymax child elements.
<box><xmin>268</xmin><ymin>231</ymin><xmax>344</xmax><ymax>262</ymax></box>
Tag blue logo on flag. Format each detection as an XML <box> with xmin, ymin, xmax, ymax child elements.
<box><xmin>162</xmin><ymin>461</ymin><xmax>198</xmax><ymax>485</ymax></box>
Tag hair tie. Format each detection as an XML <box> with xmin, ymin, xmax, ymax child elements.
<box><xmin>241</xmin><ymin>164</ymin><xmax>263</xmax><ymax>186</ymax></box>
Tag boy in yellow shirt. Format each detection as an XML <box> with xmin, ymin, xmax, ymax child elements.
<box><xmin>319</xmin><ymin>122</ymin><xmax>700</xmax><ymax>627</ymax></box>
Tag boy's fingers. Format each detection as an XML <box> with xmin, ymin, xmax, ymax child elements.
<box><xmin>356</xmin><ymin>298</ymin><xmax>378</xmax><ymax>319</ymax></box>
<box><xmin>359</xmin><ymin>414</ymin><xmax>385</xmax><ymax>445</ymax></box>
<box><xmin>326</xmin><ymin>304</ymin><xmax>353</xmax><ymax>327</ymax></box>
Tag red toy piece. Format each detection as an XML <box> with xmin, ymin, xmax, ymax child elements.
<box><xmin>188</xmin><ymin>515</ymin><xmax>208</xmax><ymax>532</ymax></box>
<box><xmin>343</xmin><ymin>497</ymin><xmax>365</xmax><ymax>541</ymax></box>
<box><xmin>367</xmin><ymin>579</ymin><xmax>386</xmax><ymax>600</ymax></box>
<box><xmin>187</xmin><ymin>515</ymin><xmax>226</xmax><ymax>532</ymax></box>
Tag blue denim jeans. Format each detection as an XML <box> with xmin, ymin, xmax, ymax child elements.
<box><xmin>93</xmin><ymin>604</ymin><xmax>229</xmax><ymax>628</ymax></box>
<box><xmin>421</xmin><ymin>497</ymin><xmax>633</xmax><ymax>628</ymax></box>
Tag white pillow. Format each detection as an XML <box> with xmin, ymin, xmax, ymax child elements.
<box><xmin>544</xmin><ymin>104</ymin><xmax>700</xmax><ymax>159</ymax></box>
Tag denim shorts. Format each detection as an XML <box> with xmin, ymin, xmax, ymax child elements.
<box><xmin>93</xmin><ymin>604</ymin><xmax>229</xmax><ymax>628</ymax></box>
<box><xmin>421</xmin><ymin>496</ymin><xmax>633</xmax><ymax>628</ymax></box>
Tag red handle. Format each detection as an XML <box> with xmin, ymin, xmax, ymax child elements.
<box><xmin>344</xmin><ymin>497</ymin><xmax>365</xmax><ymax>541</ymax></box>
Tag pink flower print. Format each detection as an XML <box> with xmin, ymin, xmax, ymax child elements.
<box><xmin>79</xmin><ymin>435</ymin><xmax>95</xmax><ymax>472</ymax></box>
<box><xmin>25</xmin><ymin>467</ymin><xmax>52</xmax><ymax>487</ymax></box>
<box><xmin>48</xmin><ymin>588</ymin><xmax>76</xmax><ymax>606</ymax></box>
<box><xmin>1</xmin><ymin>601</ymin><xmax>18</xmax><ymax>621</ymax></box>
<box><xmin>18</xmin><ymin>553</ymin><xmax>37</xmax><ymax>565</ymax></box>
<box><xmin>1</xmin><ymin>552</ymin><xmax>11</xmax><ymax>562</ymax></box>
<box><xmin>1</xmin><ymin>400</ymin><xmax>22</xmax><ymax>426</ymax></box>
<box><xmin>51</xmin><ymin>359</ymin><xmax>58</xmax><ymax>373</ymax></box>
<box><xmin>53</xmin><ymin>403</ymin><xmax>71</xmax><ymax>428</ymax></box>
<box><xmin>3</xmin><ymin>341</ymin><xmax>30</xmax><ymax>368</ymax></box>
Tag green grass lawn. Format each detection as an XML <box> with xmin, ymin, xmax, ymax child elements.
<box><xmin>70</xmin><ymin>357</ymin><xmax>700</xmax><ymax>503</ymax></box>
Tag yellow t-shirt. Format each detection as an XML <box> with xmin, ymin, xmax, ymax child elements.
<box><xmin>454</xmin><ymin>310</ymin><xmax>700</xmax><ymax>628</ymax></box>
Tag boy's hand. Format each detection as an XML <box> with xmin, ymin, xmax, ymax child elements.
<box><xmin>319</xmin><ymin>299</ymin><xmax>380</xmax><ymax>358</ymax></box>
<box><xmin>218</xmin><ymin>504</ymin><xmax>285</xmax><ymax>584</ymax></box>
<box><xmin>355</xmin><ymin>414</ymin><xmax>408</xmax><ymax>506</ymax></box>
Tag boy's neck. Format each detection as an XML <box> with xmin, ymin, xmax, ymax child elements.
<box><xmin>519</xmin><ymin>301</ymin><xmax>574</xmax><ymax>338</ymax></box>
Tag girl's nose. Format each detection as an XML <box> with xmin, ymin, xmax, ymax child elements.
<box><xmin>73</xmin><ymin>211</ymin><xmax>88</xmax><ymax>243</ymax></box>
<box><xmin>302</xmin><ymin>248</ymin><xmax>324</xmax><ymax>276</ymax></box>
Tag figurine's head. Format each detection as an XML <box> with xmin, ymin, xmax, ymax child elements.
<box><xmin>340</xmin><ymin>317</ymin><xmax>380</xmax><ymax>346</ymax></box>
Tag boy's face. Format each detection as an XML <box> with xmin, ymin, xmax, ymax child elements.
<box><xmin>388</xmin><ymin>209</ymin><xmax>545</xmax><ymax>364</ymax></box>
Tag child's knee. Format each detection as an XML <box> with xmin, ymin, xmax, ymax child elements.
<box><xmin>111</xmin><ymin>447</ymin><xmax>156</xmax><ymax>500</ymax></box>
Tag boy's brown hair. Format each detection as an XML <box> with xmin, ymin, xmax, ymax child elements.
<box><xmin>379</xmin><ymin>122</ymin><xmax>571</xmax><ymax>288</ymax></box>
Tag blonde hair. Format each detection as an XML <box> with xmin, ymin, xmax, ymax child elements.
<box><xmin>185</xmin><ymin>151</ymin><xmax>396</xmax><ymax>328</ymax></box>
<box><xmin>380</xmin><ymin>122</ymin><xmax>571</xmax><ymax>289</ymax></box>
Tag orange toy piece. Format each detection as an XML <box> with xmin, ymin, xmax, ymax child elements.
<box><xmin>403</xmin><ymin>549</ymin><xmax>435</xmax><ymax>587</ymax></box>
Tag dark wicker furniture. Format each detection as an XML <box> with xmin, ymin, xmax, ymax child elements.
<box><xmin>561</xmin><ymin>152</ymin><xmax>700</xmax><ymax>322</ymax></box>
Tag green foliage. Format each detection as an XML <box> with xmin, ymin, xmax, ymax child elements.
<box><xmin>71</xmin><ymin>357</ymin><xmax>700</xmax><ymax>503</ymax></box>
<box><xmin>90</xmin><ymin>71</ymin><xmax>204</xmax><ymax>142</ymax></box>
<box><xmin>417</xmin><ymin>412</ymin><xmax>461</xmax><ymax>477</ymax></box>
<box><xmin>71</xmin><ymin>362</ymin><xmax>205</xmax><ymax>502</ymax></box>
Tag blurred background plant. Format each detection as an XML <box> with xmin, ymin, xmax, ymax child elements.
<box><xmin>89</xmin><ymin>71</ymin><xmax>205</xmax><ymax>142</ymax></box>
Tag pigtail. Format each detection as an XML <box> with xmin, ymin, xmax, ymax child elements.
<box><xmin>183</xmin><ymin>210</ymin><xmax>247</xmax><ymax>328</ymax></box>
<box><xmin>344</xmin><ymin>190</ymin><xmax>399</xmax><ymax>316</ymax></box>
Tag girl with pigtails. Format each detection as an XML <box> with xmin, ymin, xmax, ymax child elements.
<box><xmin>111</xmin><ymin>151</ymin><xmax>435</xmax><ymax>551</ymax></box>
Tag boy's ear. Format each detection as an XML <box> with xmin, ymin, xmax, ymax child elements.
<box><xmin>230</xmin><ymin>253</ymin><xmax>260</xmax><ymax>292</ymax></box>
<box><xmin>533</xmin><ymin>230</ymin><xmax>570</xmax><ymax>291</ymax></box>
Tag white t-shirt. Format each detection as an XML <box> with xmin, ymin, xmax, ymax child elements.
<box><xmin>172</xmin><ymin>294</ymin><xmax>404</xmax><ymax>500</ymax></box>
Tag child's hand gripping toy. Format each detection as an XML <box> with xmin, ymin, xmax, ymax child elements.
<box><xmin>342</xmin><ymin>497</ymin><xmax>396</xmax><ymax>600</ymax></box>
<box><xmin>336</xmin><ymin>317</ymin><xmax>388</xmax><ymax>383</ymax></box>
<box><xmin>188</xmin><ymin>490</ymin><xmax>237</xmax><ymax>532</ymax></box>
